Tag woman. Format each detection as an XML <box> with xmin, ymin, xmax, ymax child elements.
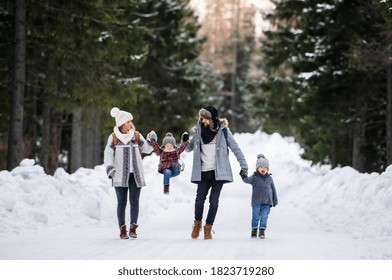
<box><xmin>104</xmin><ymin>107</ymin><xmax>153</xmax><ymax>239</ymax></box>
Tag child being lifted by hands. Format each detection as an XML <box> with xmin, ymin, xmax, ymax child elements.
<box><xmin>148</xmin><ymin>131</ymin><xmax>189</xmax><ymax>195</ymax></box>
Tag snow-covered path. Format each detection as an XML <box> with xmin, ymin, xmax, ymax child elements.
<box><xmin>0</xmin><ymin>171</ymin><xmax>380</xmax><ymax>260</ymax></box>
<box><xmin>0</xmin><ymin>190</ymin><xmax>378</xmax><ymax>260</ymax></box>
<box><xmin>0</xmin><ymin>131</ymin><xmax>391</xmax><ymax>260</ymax></box>
<box><xmin>0</xmin><ymin>189</ymin><xmax>372</xmax><ymax>260</ymax></box>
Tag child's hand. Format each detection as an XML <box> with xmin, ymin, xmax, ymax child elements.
<box><xmin>182</xmin><ymin>132</ymin><xmax>189</xmax><ymax>142</ymax></box>
<box><xmin>147</xmin><ymin>131</ymin><xmax>157</xmax><ymax>142</ymax></box>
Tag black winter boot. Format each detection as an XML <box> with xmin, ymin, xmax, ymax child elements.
<box><xmin>258</xmin><ymin>228</ymin><xmax>265</xmax><ymax>239</ymax></box>
<box><xmin>251</xmin><ymin>228</ymin><xmax>258</xmax><ymax>238</ymax></box>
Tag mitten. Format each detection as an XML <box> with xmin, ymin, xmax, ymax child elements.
<box><xmin>182</xmin><ymin>132</ymin><xmax>189</xmax><ymax>142</ymax></box>
<box><xmin>107</xmin><ymin>166</ymin><xmax>116</xmax><ymax>179</ymax></box>
<box><xmin>147</xmin><ymin>131</ymin><xmax>157</xmax><ymax>142</ymax></box>
<box><xmin>239</xmin><ymin>169</ymin><xmax>248</xmax><ymax>178</ymax></box>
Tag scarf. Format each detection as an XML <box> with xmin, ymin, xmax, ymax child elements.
<box><xmin>201</xmin><ymin>125</ymin><xmax>218</xmax><ymax>144</ymax></box>
<box><xmin>113</xmin><ymin>126</ymin><xmax>134</xmax><ymax>144</ymax></box>
<box><xmin>163</xmin><ymin>147</ymin><xmax>176</xmax><ymax>153</ymax></box>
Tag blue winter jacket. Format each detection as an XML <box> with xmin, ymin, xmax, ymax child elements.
<box><xmin>186</xmin><ymin>124</ymin><xmax>248</xmax><ymax>183</ymax></box>
<box><xmin>242</xmin><ymin>171</ymin><xmax>278</xmax><ymax>206</ymax></box>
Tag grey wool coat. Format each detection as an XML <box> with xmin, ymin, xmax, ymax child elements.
<box><xmin>242</xmin><ymin>172</ymin><xmax>278</xmax><ymax>207</ymax></box>
<box><xmin>186</xmin><ymin>124</ymin><xmax>248</xmax><ymax>184</ymax></box>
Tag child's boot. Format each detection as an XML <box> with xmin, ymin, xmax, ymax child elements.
<box><xmin>119</xmin><ymin>225</ymin><xmax>129</xmax><ymax>239</ymax></box>
<box><xmin>258</xmin><ymin>228</ymin><xmax>265</xmax><ymax>239</ymax></box>
<box><xmin>251</xmin><ymin>228</ymin><xmax>258</xmax><ymax>238</ymax></box>
<box><xmin>129</xmin><ymin>223</ymin><xmax>138</xmax><ymax>238</ymax></box>
<box><xmin>163</xmin><ymin>184</ymin><xmax>169</xmax><ymax>195</ymax></box>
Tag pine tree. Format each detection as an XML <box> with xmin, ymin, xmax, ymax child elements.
<box><xmin>196</xmin><ymin>0</ymin><xmax>259</xmax><ymax>132</ymax></box>
<box><xmin>21</xmin><ymin>0</ymin><xmax>148</xmax><ymax>173</ymax></box>
<box><xmin>258</xmin><ymin>0</ymin><xmax>389</xmax><ymax>172</ymax></box>
<box><xmin>0</xmin><ymin>1</ymin><xmax>15</xmax><ymax>170</ymax></box>
<box><xmin>3</xmin><ymin>0</ymin><xmax>207</xmax><ymax>173</ymax></box>
<box><xmin>127</xmin><ymin>0</ymin><xmax>207</xmax><ymax>138</ymax></box>
<box><xmin>6</xmin><ymin>0</ymin><xmax>26</xmax><ymax>171</ymax></box>
<box><xmin>373</xmin><ymin>0</ymin><xmax>392</xmax><ymax>167</ymax></box>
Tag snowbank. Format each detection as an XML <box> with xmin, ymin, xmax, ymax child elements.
<box><xmin>0</xmin><ymin>130</ymin><xmax>391</xmax><ymax>259</ymax></box>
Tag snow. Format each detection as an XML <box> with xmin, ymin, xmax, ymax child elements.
<box><xmin>0</xmin><ymin>130</ymin><xmax>391</xmax><ymax>262</ymax></box>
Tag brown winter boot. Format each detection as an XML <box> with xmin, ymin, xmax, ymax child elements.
<box><xmin>163</xmin><ymin>185</ymin><xmax>169</xmax><ymax>195</ymax></box>
<box><xmin>191</xmin><ymin>220</ymin><xmax>202</xmax><ymax>239</ymax></box>
<box><xmin>119</xmin><ymin>225</ymin><xmax>129</xmax><ymax>239</ymax></box>
<box><xmin>129</xmin><ymin>223</ymin><xmax>138</xmax><ymax>238</ymax></box>
<box><xmin>204</xmin><ymin>224</ymin><xmax>213</xmax><ymax>240</ymax></box>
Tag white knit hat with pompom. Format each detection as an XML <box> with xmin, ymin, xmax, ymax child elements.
<box><xmin>110</xmin><ymin>107</ymin><xmax>133</xmax><ymax>127</ymax></box>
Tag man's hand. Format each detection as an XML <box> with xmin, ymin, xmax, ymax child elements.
<box><xmin>182</xmin><ymin>132</ymin><xmax>189</xmax><ymax>142</ymax></box>
<box><xmin>239</xmin><ymin>169</ymin><xmax>248</xmax><ymax>178</ymax></box>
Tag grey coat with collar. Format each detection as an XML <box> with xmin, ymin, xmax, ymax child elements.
<box><xmin>242</xmin><ymin>171</ymin><xmax>278</xmax><ymax>206</ymax></box>
<box><xmin>186</xmin><ymin>124</ymin><xmax>248</xmax><ymax>184</ymax></box>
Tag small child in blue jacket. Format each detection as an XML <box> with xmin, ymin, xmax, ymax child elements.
<box><xmin>241</xmin><ymin>154</ymin><xmax>278</xmax><ymax>239</ymax></box>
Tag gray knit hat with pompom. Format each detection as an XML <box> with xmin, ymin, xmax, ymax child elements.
<box><xmin>256</xmin><ymin>154</ymin><xmax>269</xmax><ymax>170</ymax></box>
<box><xmin>162</xmin><ymin>132</ymin><xmax>176</xmax><ymax>147</ymax></box>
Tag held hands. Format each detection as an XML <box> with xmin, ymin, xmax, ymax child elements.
<box><xmin>182</xmin><ymin>132</ymin><xmax>189</xmax><ymax>142</ymax></box>
<box><xmin>147</xmin><ymin>131</ymin><xmax>157</xmax><ymax>142</ymax></box>
<box><xmin>239</xmin><ymin>169</ymin><xmax>248</xmax><ymax>178</ymax></box>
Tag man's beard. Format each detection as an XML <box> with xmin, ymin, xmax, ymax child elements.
<box><xmin>201</xmin><ymin>122</ymin><xmax>210</xmax><ymax>129</ymax></box>
<box><xmin>200</xmin><ymin>121</ymin><xmax>217</xmax><ymax>144</ymax></box>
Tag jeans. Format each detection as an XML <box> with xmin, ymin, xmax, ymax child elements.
<box><xmin>251</xmin><ymin>203</ymin><xmax>271</xmax><ymax>229</ymax></box>
<box><xmin>163</xmin><ymin>166</ymin><xmax>181</xmax><ymax>185</ymax></box>
<box><xmin>194</xmin><ymin>170</ymin><xmax>224</xmax><ymax>225</ymax></box>
<box><xmin>115</xmin><ymin>174</ymin><xmax>141</xmax><ymax>227</ymax></box>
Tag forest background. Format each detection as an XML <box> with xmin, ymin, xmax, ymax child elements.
<box><xmin>1</xmin><ymin>0</ymin><xmax>392</xmax><ymax>175</ymax></box>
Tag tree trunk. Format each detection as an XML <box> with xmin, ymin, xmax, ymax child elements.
<box><xmin>331</xmin><ymin>136</ymin><xmax>338</xmax><ymax>169</ymax></box>
<box><xmin>41</xmin><ymin>100</ymin><xmax>62</xmax><ymax>175</ymax></box>
<box><xmin>30</xmin><ymin>89</ymin><xmax>39</xmax><ymax>158</ymax></box>
<box><xmin>48</xmin><ymin>112</ymin><xmax>62</xmax><ymax>175</ymax></box>
<box><xmin>352</xmin><ymin>121</ymin><xmax>366</xmax><ymax>172</ymax></box>
<box><xmin>93</xmin><ymin>116</ymin><xmax>102</xmax><ymax>166</ymax></box>
<box><xmin>387</xmin><ymin>63</ymin><xmax>392</xmax><ymax>167</ymax></box>
<box><xmin>70</xmin><ymin>111</ymin><xmax>82</xmax><ymax>173</ymax></box>
<box><xmin>82</xmin><ymin>126</ymin><xmax>95</xmax><ymax>168</ymax></box>
<box><xmin>7</xmin><ymin>0</ymin><xmax>26</xmax><ymax>170</ymax></box>
<box><xmin>230</xmin><ymin>0</ymin><xmax>240</xmax><ymax>131</ymax></box>
<box><xmin>80</xmin><ymin>110</ymin><xmax>103</xmax><ymax>169</ymax></box>
<box><xmin>41</xmin><ymin>99</ymin><xmax>50</xmax><ymax>172</ymax></box>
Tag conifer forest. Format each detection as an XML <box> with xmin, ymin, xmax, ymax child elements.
<box><xmin>1</xmin><ymin>0</ymin><xmax>392</xmax><ymax>174</ymax></box>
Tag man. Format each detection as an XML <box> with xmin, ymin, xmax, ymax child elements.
<box><xmin>186</xmin><ymin>105</ymin><xmax>248</xmax><ymax>239</ymax></box>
